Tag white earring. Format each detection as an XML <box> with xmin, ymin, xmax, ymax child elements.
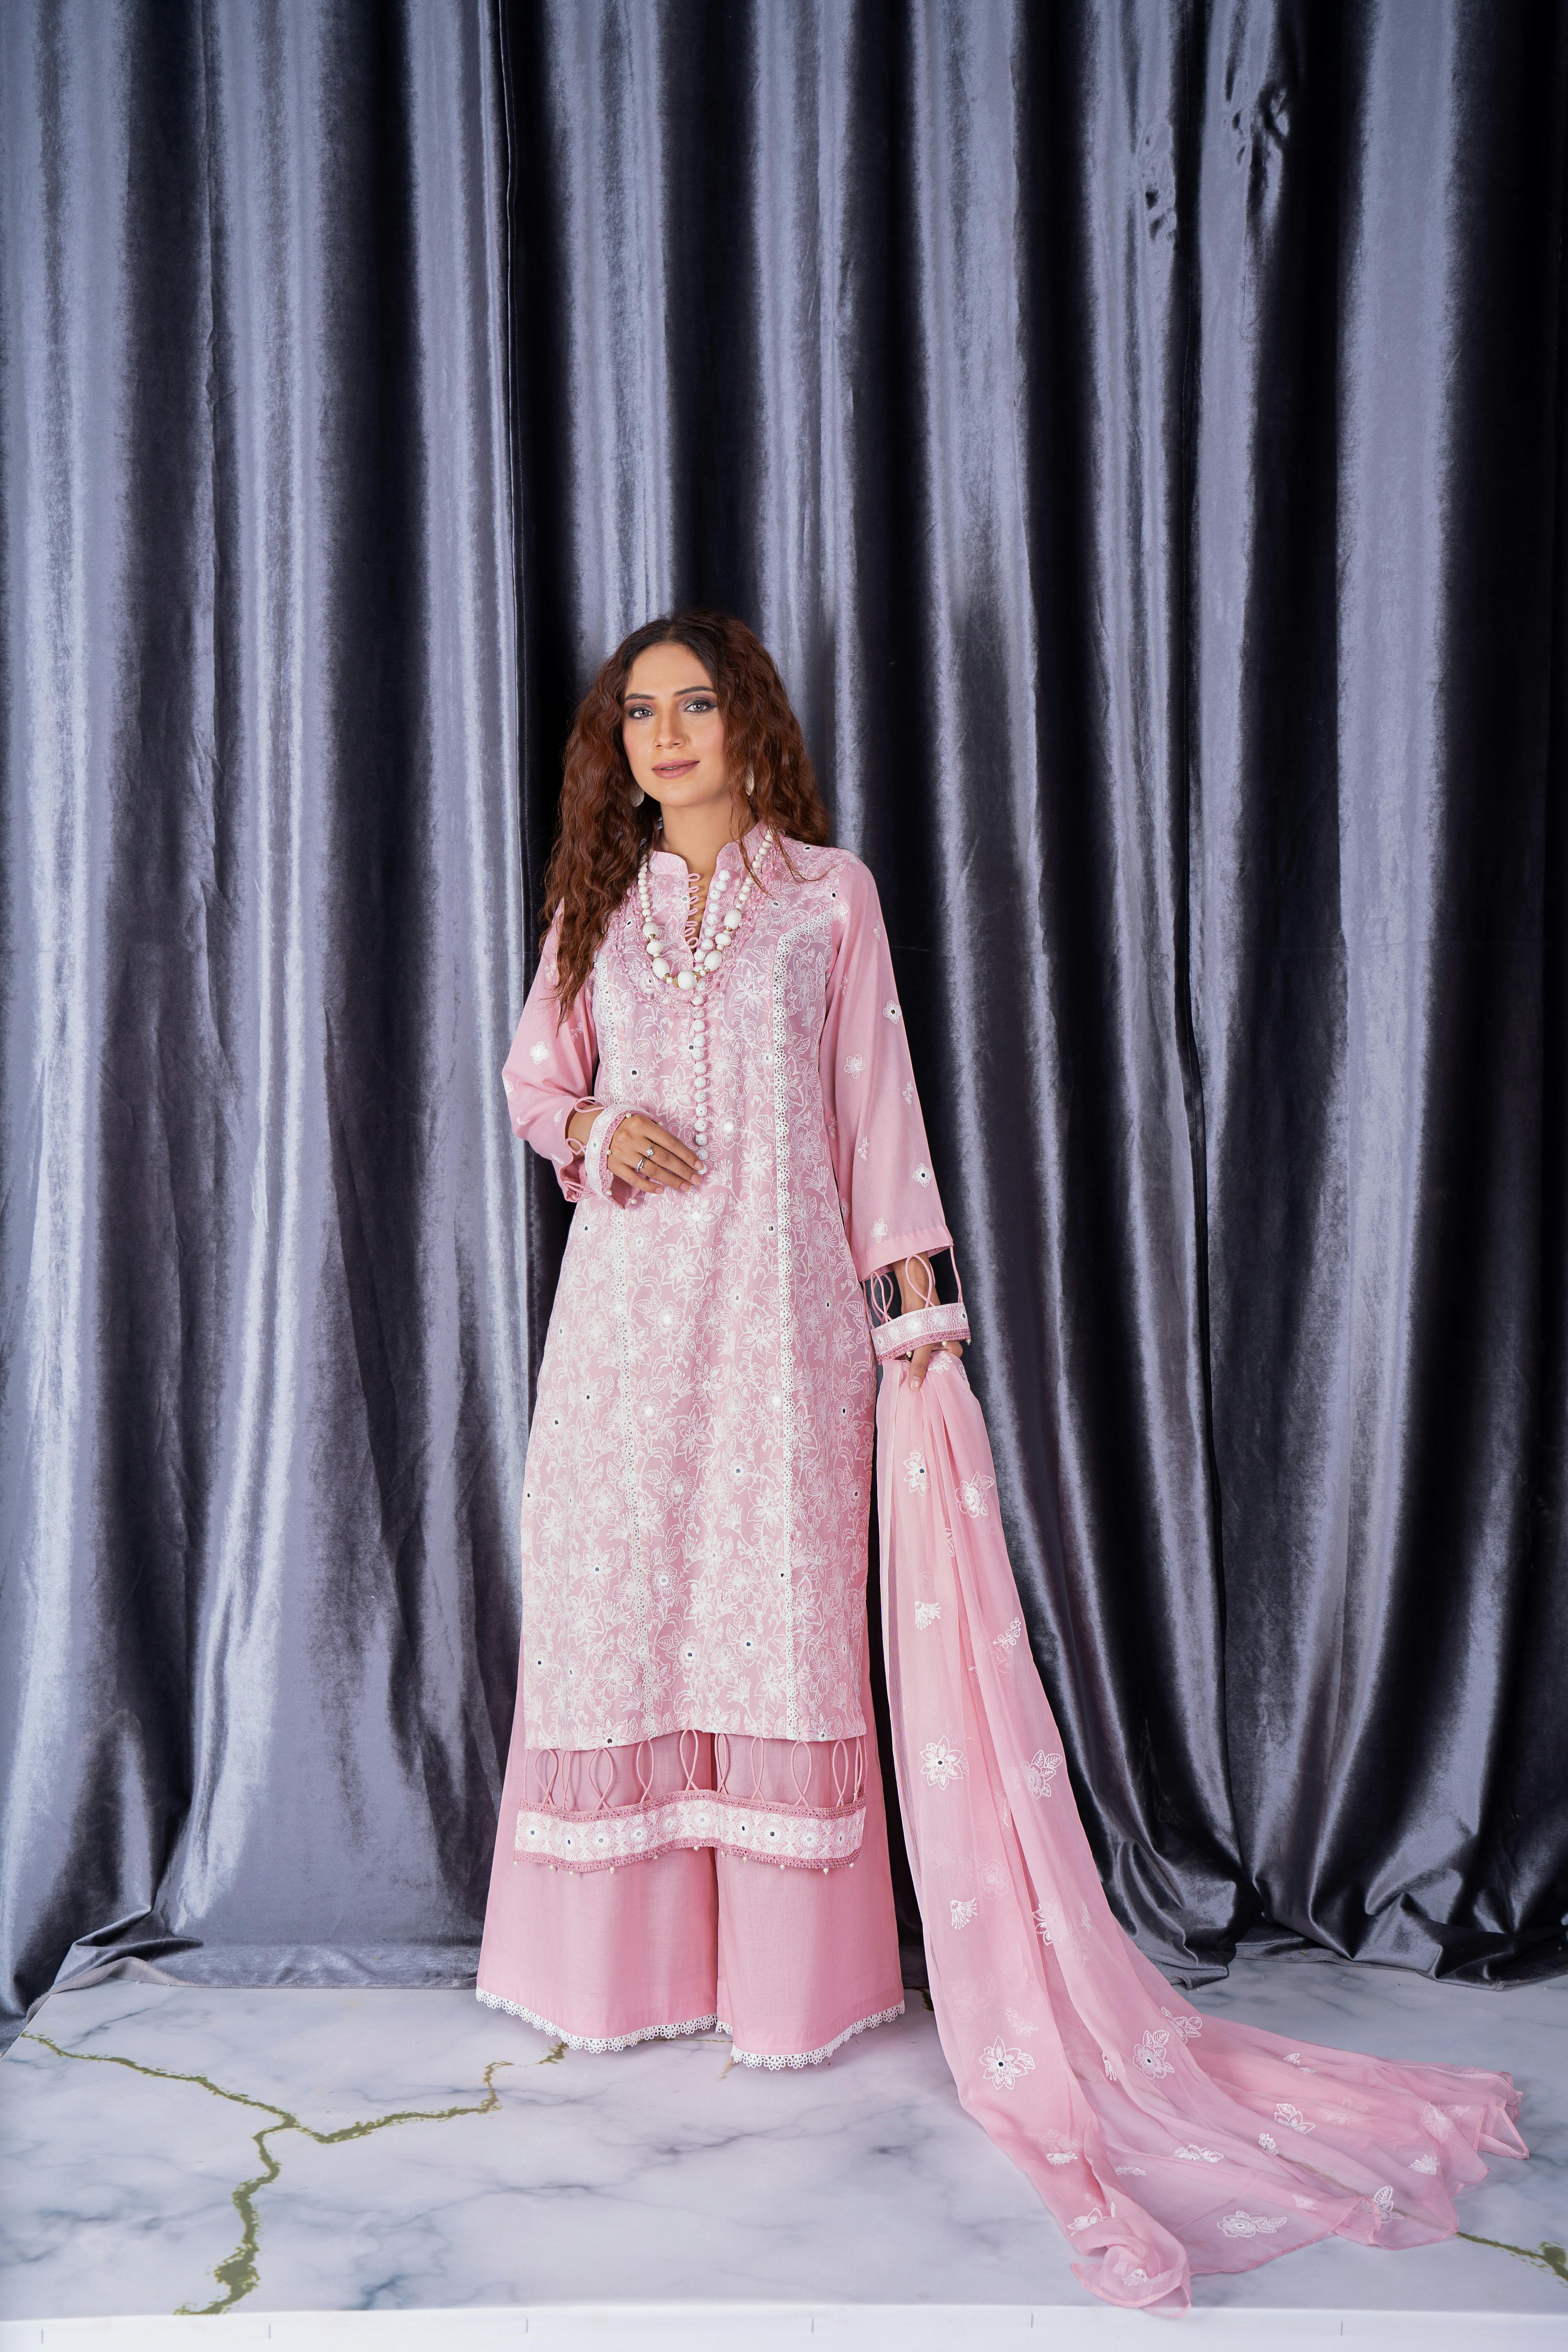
<box><xmin>629</xmin><ymin>780</ymin><xmax>645</xmax><ymax>807</ymax></box>
<box><xmin>744</xmin><ymin>765</ymin><xmax>755</xmax><ymax>798</ymax></box>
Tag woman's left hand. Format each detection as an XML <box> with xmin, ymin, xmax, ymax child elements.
<box><xmin>898</xmin><ymin>1252</ymin><xmax>962</xmax><ymax>1389</ymax></box>
<box><xmin>908</xmin><ymin>1338</ymin><xmax>962</xmax><ymax>1391</ymax></box>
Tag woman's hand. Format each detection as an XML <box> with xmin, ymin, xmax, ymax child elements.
<box><xmin>581</xmin><ymin>1109</ymin><xmax>704</xmax><ymax>1194</ymax></box>
<box><xmin>898</xmin><ymin>1252</ymin><xmax>963</xmax><ymax>1390</ymax></box>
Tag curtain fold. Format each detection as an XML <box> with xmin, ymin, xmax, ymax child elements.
<box><xmin>0</xmin><ymin>0</ymin><xmax>527</xmax><ymax>2035</ymax></box>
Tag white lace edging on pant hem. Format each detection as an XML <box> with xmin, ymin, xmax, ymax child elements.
<box><xmin>723</xmin><ymin>1998</ymin><xmax>906</xmax><ymax>2071</ymax></box>
<box><xmin>475</xmin><ymin>1986</ymin><xmax>905</xmax><ymax>2068</ymax></box>
<box><xmin>475</xmin><ymin>1987</ymin><xmax>719</xmax><ymax>2052</ymax></box>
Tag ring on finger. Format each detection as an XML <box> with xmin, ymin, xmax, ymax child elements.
<box><xmin>634</xmin><ymin>1150</ymin><xmax>651</xmax><ymax>1176</ymax></box>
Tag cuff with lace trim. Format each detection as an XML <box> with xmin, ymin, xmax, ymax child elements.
<box><xmin>581</xmin><ymin>1103</ymin><xmax>640</xmax><ymax>1200</ymax></box>
<box><xmin>872</xmin><ymin>1301</ymin><xmax>970</xmax><ymax>1361</ymax></box>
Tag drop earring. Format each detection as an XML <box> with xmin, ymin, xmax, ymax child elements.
<box><xmin>629</xmin><ymin>780</ymin><xmax>645</xmax><ymax>807</ymax></box>
<box><xmin>744</xmin><ymin>765</ymin><xmax>755</xmax><ymax>798</ymax></box>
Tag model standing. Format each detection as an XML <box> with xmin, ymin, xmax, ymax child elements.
<box><xmin>477</xmin><ymin>609</ymin><xmax>966</xmax><ymax>2064</ymax></box>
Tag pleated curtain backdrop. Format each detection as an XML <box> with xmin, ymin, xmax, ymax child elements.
<box><xmin>2</xmin><ymin>0</ymin><xmax>1564</xmax><ymax>2042</ymax></box>
<box><xmin>0</xmin><ymin>0</ymin><xmax>528</xmax><ymax>2033</ymax></box>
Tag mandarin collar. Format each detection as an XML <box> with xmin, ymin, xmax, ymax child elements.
<box><xmin>647</xmin><ymin>819</ymin><xmax>771</xmax><ymax>877</ymax></box>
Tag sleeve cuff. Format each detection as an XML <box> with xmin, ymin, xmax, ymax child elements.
<box><xmin>582</xmin><ymin>1103</ymin><xmax>639</xmax><ymax>1200</ymax></box>
<box><xmin>872</xmin><ymin>1301</ymin><xmax>970</xmax><ymax>1361</ymax></box>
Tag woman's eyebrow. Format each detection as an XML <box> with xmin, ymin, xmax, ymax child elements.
<box><xmin>621</xmin><ymin>683</ymin><xmax>713</xmax><ymax>701</ymax></box>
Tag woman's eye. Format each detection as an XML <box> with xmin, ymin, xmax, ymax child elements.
<box><xmin>686</xmin><ymin>697</ymin><xmax>715</xmax><ymax>712</ymax></box>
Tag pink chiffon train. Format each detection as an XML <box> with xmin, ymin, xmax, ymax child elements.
<box><xmin>876</xmin><ymin>1350</ymin><xmax>1527</xmax><ymax>2313</ymax></box>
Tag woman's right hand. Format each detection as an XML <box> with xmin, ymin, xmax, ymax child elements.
<box><xmin>566</xmin><ymin>1107</ymin><xmax>702</xmax><ymax>1192</ymax></box>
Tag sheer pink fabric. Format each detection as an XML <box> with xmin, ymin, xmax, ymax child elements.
<box><xmin>476</xmin><ymin>1636</ymin><xmax>906</xmax><ymax>2064</ymax></box>
<box><xmin>877</xmin><ymin>1351</ymin><xmax>1528</xmax><ymax>2314</ymax></box>
<box><xmin>510</xmin><ymin>1729</ymin><xmax>868</xmax><ymax>1872</ymax></box>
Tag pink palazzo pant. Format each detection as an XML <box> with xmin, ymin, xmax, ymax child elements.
<box><xmin>477</xmin><ymin>1626</ymin><xmax>907</xmax><ymax>2065</ymax></box>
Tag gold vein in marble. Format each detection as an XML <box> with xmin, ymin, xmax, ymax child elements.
<box><xmin>1459</xmin><ymin>2229</ymin><xmax>1568</xmax><ymax>2288</ymax></box>
<box><xmin>21</xmin><ymin>2029</ymin><xmax>548</xmax><ymax>2316</ymax></box>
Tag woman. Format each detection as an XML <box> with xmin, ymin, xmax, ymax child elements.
<box><xmin>477</xmin><ymin>608</ymin><xmax>965</xmax><ymax>2068</ymax></box>
<box><xmin>479</xmin><ymin>610</ymin><xmax>1525</xmax><ymax>2308</ymax></box>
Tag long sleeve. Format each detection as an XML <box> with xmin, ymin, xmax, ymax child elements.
<box><xmin>819</xmin><ymin>857</ymin><xmax>955</xmax><ymax>1281</ymax></box>
<box><xmin>502</xmin><ymin>911</ymin><xmax>599</xmax><ymax>1203</ymax></box>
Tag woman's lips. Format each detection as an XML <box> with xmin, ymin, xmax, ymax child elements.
<box><xmin>653</xmin><ymin>760</ymin><xmax>698</xmax><ymax>776</ymax></box>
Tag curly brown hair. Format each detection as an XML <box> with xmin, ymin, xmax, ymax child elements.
<box><xmin>541</xmin><ymin>610</ymin><xmax>832</xmax><ymax>1011</ymax></box>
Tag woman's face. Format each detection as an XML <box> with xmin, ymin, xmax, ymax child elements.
<box><xmin>620</xmin><ymin>643</ymin><xmax>731</xmax><ymax>817</ymax></box>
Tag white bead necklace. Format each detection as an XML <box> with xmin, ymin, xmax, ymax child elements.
<box><xmin>637</xmin><ymin>828</ymin><xmax>774</xmax><ymax>1161</ymax></box>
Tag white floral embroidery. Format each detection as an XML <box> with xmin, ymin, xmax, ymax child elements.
<box><xmin>979</xmin><ymin>2038</ymin><xmax>1036</xmax><ymax>2091</ymax></box>
<box><xmin>1005</xmin><ymin>2007</ymin><xmax>1040</xmax><ymax>2038</ymax></box>
<box><xmin>958</xmin><ymin>1470</ymin><xmax>995</xmax><ymax>1517</ymax></box>
<box><xmin>1161</xmin><ymin>2006</ymin><xmax>1203</xmax><ymax>2040</ymax></box>
<box><xmin>855</xmin><ymin>1135</ymin><xmax>869</xmax><ymax>1160</ymax></box>
<box><xmin>992</xmin><ymin>1618</ymin><xmax>1029</xmax><ymax>1675</ymax></box>
<box><xmin>914</xmin><ymin>1601</ymin><xmax>941</xmax><ymax>1629</ymax></box>
<box><xmin>903</xmin><ymin>1450</ymin><xmax>928</xmax><ymax>1495</ymax></box>
<box><xmin>1421</xmin><ymin>2102</ymin><xmax>1454</xmax><ymax>2140</ymax></box>
<box><xmin>1102</xmin><ymin>2049</ymin><xmax>1122</xmax><ymax>2082</ymax></box>
<box><xmin>1291</xmin><ymin>2195</ymin><xmax>1318</xmax><ymax>2210</ymax></box>
<box><xmin>1410</xmin><ymin>2152</ymin><xmax>1438</xmax><ymax>2174</ymax></box>
<box><xmin>1134</xmin><ymin>2030</ymin><xmax>1174</xmax><ymax>2079</ymax></box>
<box><xmin>901</xmin><ymin>1079</ymin><xmax>915</xmax><ymax>1103</ymax></box>
<box><xmin>1174</xmin><ymin>2144</ymin><xmax>1223</xmax><ymax>2163</ymax></box>
<box><xmin>1274</xmin><ymin>2102</ymin><xmax>1314</xmax><ymax>2134</ymax></box>
<box><xmin>1044</xmin><ymin>2151</ymin><xmax>1077</xmax><ymax>2165</ymax></box>
<box><xmin>843</xmin><ymin>1054</ymin><xmax>864</xmax><ymax>1075</ymax></box>
<box><xmin>1068</xmin><ymin>2206</ymin><xmax>1105</xmax><ymax>2235</ymax></box>
<box><xmin>1283</xmin><ymin>2051</ymin><xmax>1315</xmax><ymax>2071</ymax></box>
<box><xmin>1112</xmin><ymin>2163</ymin><xmax>1147</xmax><ymax>2176</ymax></box>
<box><xmin>871</xmin><ymin>1217</ymin><xmax>888</xmax><ymax>1240</ymax></box>
<box><xmin>1258</xmin><ymin>2132</ymin><xmax>1278</xmax><ymax>2153</ymax></box>
<box><xmin>1025</xmin><ymin>1748</ymin><xmax>1062</xmax><ymax>1797</ymax></box>
<box><xmin>1371</xmin><ymin>2185</ymin><xmax>1395</xmax><ymax>2221</ymax></box>
<box><xmin>949</xmin><ymin>1896</ymin><xmax>978</xmax><ymax>1930</ymax></box>
<box><xmin>883</xmin><ymin>1000</ymin><xmax>902</xmax><ymax>1022</ymax></box>
<box><xmin>913</xmin><ymin>1163</ymin><xmax>932</xmax><ymax>1185</ymax></box>
<box><xmin>1218</xmin><ymin>2211</ymin><xmax>1288</xmax><ymax>2239</ymax></box>
<box><xmin>528</xmin><ymin>1040</ymin><xmax>550</xmax><ymax>1064</ymax></box>
<box><xmin>515</xmin><ymin>1789</ymin><xmax>864</xmax><ymax>1869</ymax></box>
<box><xmin>920</xmin><ymin>1739</ymin><xmax>966</xmax><ymax>1788</ymax></box>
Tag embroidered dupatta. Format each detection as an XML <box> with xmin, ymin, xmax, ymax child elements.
<box><xmin>875</xmin><ymin>1351</ymin><xmax>1526</xmax><ymax>2313</ymax></box>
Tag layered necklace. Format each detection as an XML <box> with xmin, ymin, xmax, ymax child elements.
<box><xmin>636</xmin><ymin>827</ymin><xmax>774</xmax><ymax>1163</ymax></box>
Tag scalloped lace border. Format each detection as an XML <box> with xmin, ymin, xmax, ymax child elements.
<box><xmin>475</xmin><ymin>1988</ymin><xmax>718</xmax><ymax>2052</ymax></box>
<box><xmin>724</xmin><ymin>1998</ymin><xmax>906</xmax><ymax>2071</ymax></box>
<box><xmin>474</xmin><ymin>1987</ymin><xmax>906</xmax><ymax>2069</ymax></box>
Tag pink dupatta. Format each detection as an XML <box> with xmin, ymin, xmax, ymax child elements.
<box><xmin>875</xmin><ymin>1351</ymin><xmax>1527</xmax><ymax>2312</ymax></box>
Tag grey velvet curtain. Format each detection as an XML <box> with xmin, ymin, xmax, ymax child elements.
<box><xmin>0</xmin><ymin>0</ymin><xmax>528</xmax><ymax>2033</ymax></box>
<box><xmin>2</xmin><ymin>0</ymin><xmax>1565</xmax><ymax>2043</ymax></box>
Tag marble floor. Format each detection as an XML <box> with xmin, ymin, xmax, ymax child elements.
<box><xmin>0</xmin><ymin>1947</ymin><xmax>1564</xmax><ymax>2350</ymax></box>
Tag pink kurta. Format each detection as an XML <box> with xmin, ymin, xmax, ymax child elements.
<box><xmin>499</xmin><ymin>825</ymin><xmax>952</xmax><ymax>1869</ymax></box>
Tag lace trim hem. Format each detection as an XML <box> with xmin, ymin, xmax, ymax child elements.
<box><xmin>514</xmin><ymin>1791</ymin><xmax>866</xmax><ymax>1873</ymax></box>
<box><xmin>475</xmin><ymin>1989</ymin><xmax>720</xmax><ymax>2052</ymax></box>
<box><xmin>724</xmin><ymin>1998</ymin><xmax>906</xmax><ymax>2071</ymax></box>
<box><xmin>872</xmin><ymin>1303</ymin><xmax>970</xmax><ymax>1359</ymax></box>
